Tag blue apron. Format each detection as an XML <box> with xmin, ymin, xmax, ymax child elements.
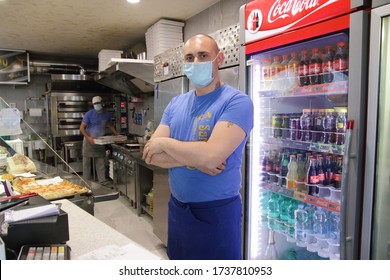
<box><xmin>167</xmin><ymin>194</ymin><xmax>242</xmax><ymax>260</ymax></box>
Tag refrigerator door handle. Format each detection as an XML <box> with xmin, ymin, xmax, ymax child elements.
<box><xmin>340</xmin><ymin>120</ymin><xmax>354</xmax><ymax>259</ymax></box>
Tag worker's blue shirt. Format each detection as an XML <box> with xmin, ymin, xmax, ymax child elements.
<box><xmin>82</xmin><ymin>109</ymin><xmax>112</xmax><ymax>138</ymax></box>
<box><xmin>161</xmin><ymin>83</ymin><xmax>254</xmax><ymax>202</ymax></box>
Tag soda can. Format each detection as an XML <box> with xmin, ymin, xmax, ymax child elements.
<box><xmin>272</xmin><ymin>114</ymin><xmax>282</xmax><ymax>138</ymax></box>
<box><xmin>290</xmin><ymin>118</ymin><xmax>297</xmax><ymax>140</ymax></box>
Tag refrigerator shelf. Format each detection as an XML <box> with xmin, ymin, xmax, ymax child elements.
<box><xmin>260</xmin><ymin>182</ymin><xmax>340</xmax><ymax>213</ymax></box>
<box><xmin>258</xmin><ymin>81</ymin><xmax>348</xmax><ymax>98</ymax></box>
<box><xmin>261</xmin><ymin>136</ymin><xmax>345</xmax><ymax>155</ymax></box>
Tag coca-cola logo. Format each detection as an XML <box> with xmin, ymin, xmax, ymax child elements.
<box><xmin>247</xmin><ymin>9</ymin><xmax>263</xmax><ymax>34</ymax></box>
<box><xmin>268</xmin><ymin>0</ymin><xmax>337</xmax><ymax>24</ymax></box>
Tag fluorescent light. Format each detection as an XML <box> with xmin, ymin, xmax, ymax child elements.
<box><xmin>127</xmin><ymin>0</ymin><xmax>140</xmax><ymax>3</ymax></box>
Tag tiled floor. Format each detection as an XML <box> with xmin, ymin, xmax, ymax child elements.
<box><xmin>93</xmin><ymin>194</ymin><xmax>168</xmax><ymax>259</ymax></box>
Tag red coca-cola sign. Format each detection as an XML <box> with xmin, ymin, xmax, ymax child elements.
<box><xmin>243</xmin><ymin>0</ymin><xmax>351</xmax><ymax>44</ymax></box>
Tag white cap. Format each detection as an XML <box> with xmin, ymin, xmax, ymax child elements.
<box><xmin>92</xmin><ymin>96</ymin><xmax>102</xmax><ymax>104</ymax></box>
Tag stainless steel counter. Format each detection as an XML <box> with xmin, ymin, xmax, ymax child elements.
<box><xmin>110</xmin><ymin>146</ymin><xmax>170</xmax><ymax>246</ymax></box>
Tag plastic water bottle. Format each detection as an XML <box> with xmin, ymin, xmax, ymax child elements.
<box><xmin>259</xmin><ymin>190</ymin><xmax>270</xmax><ymax>227</ymax></box>
<box><xmin>303</xmin><ymin>204</ymin><xmax>317</xmax><ymax>252</ymax></box>
<box><xmin>328</xmin><ymin>212</ymin><xmax>340</xmax><ymax>242</ymax></box>
<box><xmin>286</xmin><ymin>199</ymin><xmax>299</xmax><ymax>242</ymax></box>
<box><xmin>267</xmin><ymin>193</ymin><xmax>281</xmax><ymax>231</ymax></box>
<box><xmin>294</xmin><ymin>203</ymin><xmax>307</xmax><ymax>247</ymax></box>
<box><xmin>313</xmin><ymin>207</ymin><xmax>329</xmax><ymax>238</ymax></box>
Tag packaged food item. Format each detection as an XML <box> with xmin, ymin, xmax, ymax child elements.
<box><xmin>6</xmin><ymin>153</ymin><xmax>37</xmax><ymax>174</ymax></box>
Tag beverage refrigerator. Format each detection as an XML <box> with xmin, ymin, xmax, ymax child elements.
<box><xmin>239</xmin><ymin>0</ymin><xmax>370</xmax><ymax>260</ymax></box>
<box><xmin>361</xmin><ymin>0</ymin><xmax>390</xmax><ymax>260</ymax></box>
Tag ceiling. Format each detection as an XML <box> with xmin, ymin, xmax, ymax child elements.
<box><xmin>0</xmin><ymin>0</ymin><xmax>220</xmax><ymax>61</ymax></box>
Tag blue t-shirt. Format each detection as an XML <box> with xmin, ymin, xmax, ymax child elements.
<box><xmin>82</xmin><ymin>109</ymin><xmax>112</xmax><ymax>138</ymax></box>
<box><xmin>161</xmin><ymin>84</ymin><xmax>254</xmax><ymax>202</ymax></box>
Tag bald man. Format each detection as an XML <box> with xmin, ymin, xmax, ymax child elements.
<box><xmin>143</xmin><ymin>34</ymin><xmax>254</xmax><ymax>260</ymax></box>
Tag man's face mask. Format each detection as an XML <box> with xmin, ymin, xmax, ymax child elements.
<box><xmin>94</xmin><ymin>104</ymin><xmax>103</xmax><ymax>111</ymax></box>
<box><xmin>183</xmin><ymin>53</ymin><xmax>220</xmax><ymax>88</ymax></box>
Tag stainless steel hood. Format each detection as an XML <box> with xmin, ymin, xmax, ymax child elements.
<box><xmin>94</xmin><ymin>59</ymin><xmax>155</xmax><ymax>96</ymax></box>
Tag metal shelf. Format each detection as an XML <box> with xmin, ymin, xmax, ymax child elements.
<box><xmin>141</xmin><ymin>203</ymin><xmax>153</xmax><ymax>217</ymax></box>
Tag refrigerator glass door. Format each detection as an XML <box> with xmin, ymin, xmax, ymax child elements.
<box><xmin>247</xmin><ymin>32</ymin><xmax>350</xmax><ymax>260</ymax></box>
<box><xmin>363</xmin><ymin>4</ymin><xmax>390</xmax><ymax>260</ymax></box>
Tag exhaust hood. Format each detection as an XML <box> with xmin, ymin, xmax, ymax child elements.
<box><xmin>94</xmin><ymin>59</ymin><xmax>155</xmax><ymax>96</ymax></box>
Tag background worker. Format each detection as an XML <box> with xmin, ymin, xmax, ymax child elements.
<box><xmin>80</xmin><ymin>95</ymin><xmax>118</xmax><ymax>186</ymax></box>
<box><xmin>142</xmin><ymin>34</ymin><xmax>254</xmax><ymax>260</ymax></box>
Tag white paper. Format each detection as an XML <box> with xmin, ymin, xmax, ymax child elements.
<box><xmin>11</xmin><ymin>172</ymin><xmax>36</xmax><ymax>178</ymax></box>
<box><xmin>0</xmin><ymin>108</ymin><xmax>22</xmax><ymax>136</ymax></box>
<box><xmin>76</xmin><ymin>244</ymin><xmax>161</xmax><ymax>260</ymax></box>
<box><xmin>35</xmin><ymin>176</ymin><xmax>63</xmax><ymax>185</ymax></box>
<box><xmin>29</xmin><ymin>108</ymin><xmax>42</xmax><ymax>117</ymax></box>
<box><xmin>4</xmin><ymin>204</ymin><xmax>59</xmax><ymax>223</ymax></box>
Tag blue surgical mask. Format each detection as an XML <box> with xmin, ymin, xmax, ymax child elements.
<box><xmin>183</xmin><ymin>53</ymin><xmax>219</xmax><ymax>88</ymax></box>
<box><xmin>94</xmin><ymin>104</ymin><xmax>103</xmax><ymax>111</ymax></box>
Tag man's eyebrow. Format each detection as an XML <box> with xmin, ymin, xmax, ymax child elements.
<box><xmin>184</xmin><ymin>51</ymin><xmax>210</xmax><ymax>57</ymax></box>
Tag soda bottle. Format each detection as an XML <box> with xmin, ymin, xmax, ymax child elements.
<box><xmin>313</xmin><ymin>109</ymin><xmax>325</xmax><ymax>143</ymax></box>
<box><xmin>336</xmin><ymin>107</ymin><xmax>348</xmax><ymax>145</ymax></box>
<box><xmin>286</xmin><ymin>154</ymin><xmax>298</xmax><ymax>190</ymax></box>
<box><xmin>333</xmin><ymin>42</ymin><xmax>349</xmax><ymax>82</ymax></box>
<box><xmin>322</xmin><ymin>46</ymin><xmax>334</xmax><ymax>83</ymax></box>
<box><xmin>279</xmin><ymin>153</ymin><xmax>289</xmax><ymax>188</ymax></box>
<box><xmin>288</xmin><ymin>52</ymin><xmax>300</xmax><ymax>88</ymax></box>
<box><xmin>297</xmin><ymin>154</ymin><xmax>306</xmax><ymax>180</ymax></box>
<box><xmin>300</xmin><ymin>109</ymin><xmax>313</xmax><ymax>142</ymax></box>
<box><xmin>316</xmin><ymin>156</ymin><xmax>325</xmax><ymax>185</ymax></box>
<box><xmin>261</xmin><ymin>150</ymin><xmax>269</xmax><ymax>182</ymax></box>
<box><xmin>298</xmin><ymin>50</ymin><xmax>310</xmax><ymax>86</ymax></box>
<box><xmin>324</xmin><ymin>109</ymin><xmax>337</xmax><ymax>144</ymax></box>
<box><xmin>309</xmin><ymin>48</ymin><xmax>322</xmax><ymax>85</ymax></box>
<box><xmin>262</xmin><ymin>57</ymin><xmax>272</xmax><ymax>90</ymax></box>
<box><xmin>305</xmin><ymin>152</ymin><xmax>312</xmax><ymax>173</ymax></box>
<box><xmin>333</xmin><ymin>156</ymin><xmax>343</xmax><ymax>189</ymax></box>
<box><xmin>307</xmin><ymin>157</ymin><xmax>319</xmax><ymax>196</ymax></box>
<box><xmin>324</xmin><ymin>155</ymin><xmax>334</xmax><ymax>186</ymax></box>
<box><xmin>280</xmin><ymin>54</ymin><xmax>289</xmax><ymax>90</ymax></box>
<box><xmin>273</xmin><ymin>150</ymin><xmax>281</xmax><ymax>175</ymax></box>
<box><xmin>270</xmin><ymin>55</ymin><xmax>282</xmax><ymax>90</ymax></box>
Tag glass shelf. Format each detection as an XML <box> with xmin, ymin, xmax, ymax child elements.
<box><xmin>261</xmin><ymin>134</ymin><xmax>345</xmax><ymax>155</ymax></box>
<box><xmin>260</xmin><ymin>181</ymin><xmax>340</xmax><ymax>213</ymax></box>
<box><xmin>258</xmin><ymin>81</ymin><xmax>348</xmax><ymax>98</ymax></box>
